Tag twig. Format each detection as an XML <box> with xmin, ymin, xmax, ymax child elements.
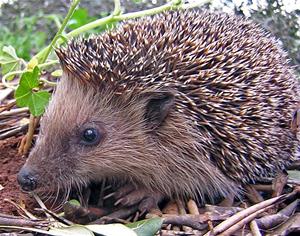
<box><xmin>204</xmin><ymin>192</ymin><xmax>295</xmax><ymax>236</ymax></box>
<box><xmin>1</xmin><ymin>71</ymin><xmax>24</xmax><ymax>90</ymax></box>
<box><xmin>218</xmin><ymin>205</ymin><xmax>273</xmax><ymax>236</ymax></box>
<box><xmin>163</xmin><ymin>215</ymin><xmax>208</xmax><ymax>231</ymax></box>
<box><xmin>19</xmin><ymin>115</ymin><xmax>40</xmax><ymax>154</ymax></box>
<box><xmin>176</xmin><ymin>199</ymin><xmax>186</xmax><ymax>215</ymax></box>
<box><xmin>0</xmin><ymin>124</ymin><xmax>28</xmax><ymax>140</ymax></box>
<box><xmin>0</xmin><ymin>215</ymin><xmax>48</xmax><ymax>228</ymax></box>
<box><xmin>249</xmin><ymin>220</ymin><xmax>262</xmax><ymax>236</ymax></box>
<box><xmin>272</xmin><ymin>172</ymin><xmax>288</xmax><ymax>198</ymax></box>
<box><xmin>0</xmin><ymin>100</ymin><xmax>16</xmax><ymax>113</ymax></box>
<box><xmin>113</xmin><ymin>0</ymin><xmax>121</xmax><ymax>16</ymax></box>
<box><xmin>0</xmin><ymin>88</ymin><xmax>13</xmax><ymax>102</ymax></box>
<box><xmin>187</xmin><ymin>199</ymin><xmax>199</xmax><ymax>215</ymax></box>
<box><xmin>0</xmin><ymin>107</ymin><xmax>28</xmax><ymax>118</ymax></box>
<box><xmin>255</xmin><ymin>199</ymin><xmax>299</xmax><ymax>229</ymax></box>
<box><xmin>4</xmin><ymin>199</ymin><xmax>38</xmax><ymax>220</ymax></box>
<box><xmin>160</xmin><ymin>229</ymin><xmax>201</xmax><ymax>235</ymax></box>
<box><xmin>252</xmin><ymin>184</ymin><xmax>273</xmax><ymax>193</ymax></box>
<box><xmin>36</xmin><ymin>208</ymin><xmax>73</xmax><ymax>226</ymax></box>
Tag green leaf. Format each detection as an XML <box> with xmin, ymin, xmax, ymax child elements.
<box><xmin>18</xmin><ymin>66</ymin><xmax>40</xmax><ymax>89</ymax></box>
<box><xmin>51</xmin><ymin>69</ymin><xmax>63</xmax><ymax>77</ymax></box>
<box><xmin>2</xmin><ymin>45</ymin><xmax>19</xmax><ymax>59</ymax></box>
<box><xmin>68</xmin><ymin>199</ymin><xmax>81</xmax><ymax>206</ymax></box>
<box><xmin>49</xmin><ymin>225</ymin><xmax>95</xmax><ymax>236</ymax></box>
<box><xmin>86</xmin><ymin>224</ymin><xmax>137</xmax><ymax>236</ymax></box>
<box><xmin>15</xmin><ymin>67</ymin><xmax>51</xmax><ymax>116</ymax></box>
<box><xmin>28</xmin><ymin>57</ymin><xmax>39</xmax><ymax>70</ymax></box>
<box><xmin>126</xmin><ymin>218</ymin><xmax>163</xmax><ymax>236</ymax></box>
<box><xmin>0</xmin><ymin>45</ymin><xmax>22</xmax><ymax>80</ymax></box>
<box><xmin>67</xmin><ymin>8</ymin><xmax>97</xmax><ymax>30</ymax></box>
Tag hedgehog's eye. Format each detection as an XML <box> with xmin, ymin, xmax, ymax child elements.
<box><xmin>80</xmin><ymin>128</ymin><xmax>101</xmax><ymax>146</ymax></box>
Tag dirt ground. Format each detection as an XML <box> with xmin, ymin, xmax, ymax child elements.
<box><xmin>0</xmin><ymin>136</ymin><xmax>34</xmax><ymax>214</ymax></box>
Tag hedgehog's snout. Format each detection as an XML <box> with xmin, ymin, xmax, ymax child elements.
<box><xmin>17</xmin><ymin>165</ymin><xmax>38</xmax><ymax>192</ymax></box>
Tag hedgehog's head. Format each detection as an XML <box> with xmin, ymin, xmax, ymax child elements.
<box><xmin>17</xmin><ymin>59</ymin><xmax>178</xmax><ymax>198</ymax></box>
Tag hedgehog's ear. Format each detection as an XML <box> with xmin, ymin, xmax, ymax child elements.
<box><xmin>144</xmin><ymin>91</ymin><xmax>175</xmax><ymax>130</ymax></box>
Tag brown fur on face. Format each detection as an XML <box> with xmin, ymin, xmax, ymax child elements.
<box><xmin>20</xmin><ymin>10</ymin><xmax>299</xmax><ymax>202</ymax></box>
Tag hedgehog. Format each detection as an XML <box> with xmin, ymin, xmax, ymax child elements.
<box><xmin>17</xmin><ymin>10</ymin><xmax>299</xmax><ymax>207</ymax></box>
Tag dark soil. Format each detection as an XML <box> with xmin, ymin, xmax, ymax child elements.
<box><xmin>0</xmin><ymin>136</ymin><xmax>34</xmax><ymax>214</ymax></box>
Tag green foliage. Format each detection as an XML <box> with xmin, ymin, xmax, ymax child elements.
<box><xmin>127</xmin><ymin>217</ymin><xmax>163</xmax><ymax>236</ymax></box>
<box><xmin>67</xmin><ymin>7</ymin><xmax>114</xmax><ymax>34</ymax></box>
<box><xmin>67</xmin><ymin>8</ymin><xmax>97</xmax><ymax>30</ymax></box>
<box><xmin>15</xmin><ymin>67</ymin><xmax>51</xmax><ymax>116</ymax></box>
<box><xmin>0</xmin><ymin>45</ymin><xmax>22</xmax><ymax>80</ymax></box>
<box><xmin>67</xmin><ymin>199</ymin><xmax>81</xmax><ymax>206</ymax></box>
<box><xmin>0</xmin><ymin>13</ymin><xmax>51</xmax><ymax>61</ymax></box>
<box><xmin>250</xmin><ymin>1</ymin><xmax>300</xmax><ymax>75</ymax></box>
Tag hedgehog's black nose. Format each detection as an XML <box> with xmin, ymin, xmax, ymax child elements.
<box><xmin>17</xmin><ymin>166</ymin><xmax>37</xmax><ymax>192</ymax></box>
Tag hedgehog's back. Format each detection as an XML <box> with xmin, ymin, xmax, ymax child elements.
<box><xmin>57</xmin><ymin>10</ymin><xmax>300</xmax><ymax>183</ymax></box>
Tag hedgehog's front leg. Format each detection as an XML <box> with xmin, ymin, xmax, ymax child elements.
<box><xmin>113</xmin><ymin>184</ymin><xmax>164</xmax><ymax>213</ymax></box>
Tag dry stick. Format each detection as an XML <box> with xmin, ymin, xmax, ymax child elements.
<box><xmin>272</xmin><ymin>172</ymin><xmax>288</xmax><ymax>198</ymax></box>
<box><xmin>252</xmin><ymin>184</ymin><xmax>273</xmax><ymax>193</ymax></box>
<box><xmin>186</xmin><ymin>199</ymin><xmax>199</xmax><ymax>232</ymax></box>
<box><xmin>0</xmin><ymin>100</ymin><xmax>16</xmax><ymax>113</ymax></box>
<box><xmin>0</xmin><ymin>107</ymin><xmax>28</xmax><ymax>118</ymax></box>
<box><xmin>19</xmin><ymin>115</ymin><xmax>40</xmax><ymax>154</ymax></box>
<box><xmin>204</xmin><ymin>192</ymin><xmax>293</xmax><ymax>236</ymax></box>
<box><xmin>3</xmin><ymin>198</ymin><xmax>38</xmax><ymax>220</ymax></box>
<box><xmin>187</xmin><ymin>199</ymin><xmax>199</xmax><ymax>215</ymax></box>
<box><xmin>249</xmin><ymin>220</ymin><xmax>262</xmax><ymax>236</ymax></box>
<box><xmin>37</xmin><ymin>208</ymin><xmax>73</xmax><ymax>226</ymax></box>
<box><xmin>0</xmin><ymin>215</ymin><xmax>48</xmax><ymax>227</ymax></box>
<box><xmin>31</xmin><ymin>193</ymin><xmax>70</xmax><ymax>228</ymax></box>
<box><xmin>173</xmin><ymin>200</ymin><xmax>185</xmax><ymax>231</ymax></box>
<box><xmin>163</xmin><ymin>215</ymin><xmax>208</xmax><ymax>231</ymax></box>
<box><xmin>0</xmin><ymin>124</ymin><xmax>28</xmax><ymax>140</ymax></box>
<box><xmin>176</xmin><ymin>199</ymin><xmax>192</xmax><ymax>232</ymax></box>
<box><xmin>219</xmin><ymin>205</ymin><xmax>273</xmax><ymax>236</ymax></box>
<box><xmin>160</xmin><ymin>229</ymin><xmax>203</xmax><ymax>236</ymax></box>
<box><xmin>176</xmin><ymin>199</ymin><xmax>186</xmax><ymax>215</ymax></box>
<box><xmin>255</xmin><ymin>199</ymin><xmax>299</xmax><ymax>229</ymax></box>
<box><xmin>0</xmin><ymin>88</ymin><xmax>13</xmax><ymax>103</ymax></box>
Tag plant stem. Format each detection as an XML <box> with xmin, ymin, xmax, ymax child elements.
<box><xmin>37</xmin><ymin>0</ymin><xmax>81</xmax><ymax>63</ymax></box>
<box><xmin>2</xmin><ymin>71</ymin><xmax>24</xmax><ymax>89</ymax></box>
<box><xmin>3</xmin><ymin>0</ymin><xmax>210</xmax><ymax>91</ymax></box>
<box><xmin>39</xmin><ymin>78</ymin><xmax>57</xmax><ymax>87</ymax></box>
<box><xmin>39</xmin><ymin>60</ymin><xmax>59</xmax><ymax>69</ymax></box>
<box><xmin>1</xmin><ymin>61</ymin><xmax>58</xmax><ymax>90</ymax></box>
<box><xmin>20</xmin><ymin>115</ymin><xmax>39</xmax><ymax>155</ymax></box>
<box><xmin>33</xmin><ymin>0</ymin><xmax>210</xmax><ymax>60</ymax></box>
<box><xmin>113</xmin><ymin>0</ymin><xmax>121</xmax><ymax>16</ymax></box>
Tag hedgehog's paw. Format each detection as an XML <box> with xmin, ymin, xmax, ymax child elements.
<box><xmin>114</xmin><ymin>185</ymin><xmax>164</xmax><ymax>212</ymax></box>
